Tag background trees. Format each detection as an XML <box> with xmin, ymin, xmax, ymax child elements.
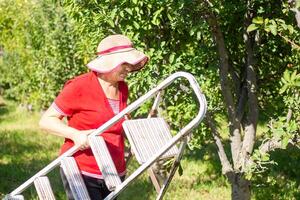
<box><xmin>0</xmin><ymin>0</ymin><xmax>299</xmax><ymax>199</ymax></box>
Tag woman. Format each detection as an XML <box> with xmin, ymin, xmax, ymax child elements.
<box><xmin>39</xmin><ymin>34</ymin><xmax>148</xmax><ymax>199</ymax></box>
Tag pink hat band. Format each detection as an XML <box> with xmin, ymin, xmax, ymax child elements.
<box><xmin>97</xmin><ymin>45</ymin><xmax>133</xmax><ymax>55</ymax></box>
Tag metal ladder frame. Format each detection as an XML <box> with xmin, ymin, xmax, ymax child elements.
<box><xmin>6</xmin><ymin>71</ymin><xmax>207</xmax><ymax>199</ymax></box>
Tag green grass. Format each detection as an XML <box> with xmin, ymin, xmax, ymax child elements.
<box><xmin>0</xmin><ymin>100</ymin><xmax>231</xmax><ymax>199</ymax></box>
<box><xmin>2</xmin><ymin>99</ymin><xmax>300</xmax><ymax>200</ymax></box>
<box><xmin>0</xmin><ymin>101</ymin><xmax>65</xmax><ymax>199</ymax></box>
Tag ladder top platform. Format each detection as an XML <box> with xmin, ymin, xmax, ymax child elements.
<box><xmin>123</xmin><ymin>118</ymin><xmax>179</xmax><ymax>164</ymax></box>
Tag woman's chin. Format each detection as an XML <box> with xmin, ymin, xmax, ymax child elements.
<box><xmin>119</xmin><ymin>75</ymin><xmax>127</xmax><ymax>80</ymax></box>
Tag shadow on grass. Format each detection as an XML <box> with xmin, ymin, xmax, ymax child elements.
<box><xmin>118</xmin><ymin>175</ymin><xmax>156</xmax><ymax>200</ymax></box>
<box><xmin>252</xmin><ymin>145</ymin><xmax>300</xmax><ymax>200</ymax></box>
<box><xmin>184</xmin><ymin>142</ymin><xmax>229</xmax><ymax>183</ymax></box>
<box><xmin>0</xmin><ymin>128</ymin><xmax>156</xmax><ymax>200</ymax></box>
<box><xmin>0</xmin><ymin>129</ymin><xmax>65</xmax><ymax>199</ymax></box>
<box><xmin>0</xmin><ymin>105</ymin><xmax>9</xmax><ymax>117</ymax></box>
<box><xmin>184</xmin><ymin>139</ymin><xmax>300</xmax><ymax>200</ymax></box>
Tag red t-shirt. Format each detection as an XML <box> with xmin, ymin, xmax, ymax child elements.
<box><xmin>54</xmin><ymin>71</ymin><xmax>128</xmax><ymax>177</ymax></box>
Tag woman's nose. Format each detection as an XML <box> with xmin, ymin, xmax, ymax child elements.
<box><xmin>125</xmin><ymin>65</ymin><xmax>132</xmax><ymax>72</ymax></box>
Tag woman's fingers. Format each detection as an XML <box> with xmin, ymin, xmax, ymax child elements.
<box><xmin>72</xmin><ymin>129</ymin><xmax>96</xmax><ymax>150</ymax></box>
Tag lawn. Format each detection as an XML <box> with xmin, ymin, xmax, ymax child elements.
<box><xmin>0</xmin><ymin>100</ymin><xmax>230</xmax><ymax>199</ymax></box>
<box><xmin>1</xmin><ymin>99</ymin><xmax>300</xmax><ymax>200</ymax></box>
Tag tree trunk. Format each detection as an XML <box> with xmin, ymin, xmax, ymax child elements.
<box><xmin>231</xmin><ymin>174</ymin><xmax>251</xmax><ymax>200</ymax></box>
<box><xmin>202</xmin><ymin>2</ymin><xmax>254</xmax><ymax>200</ymax></box>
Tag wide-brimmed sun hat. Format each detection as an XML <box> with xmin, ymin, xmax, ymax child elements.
<box><xmin>87</xmin><ymin>34</ymin><xmax>148</xmax><ymax>73</ymax></box>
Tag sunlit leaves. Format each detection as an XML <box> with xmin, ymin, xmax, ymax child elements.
<box><xmin>253</xmin><ymin>17</ymin><xmax>264</xmax><ymax>25</ymax></box>
<box><xmin>280</xmin><ymin>70</ymin><xmax>300</xmax><ymax>94</ymax></box>
<box><xmin>247</xmin><ymin>24</ymin><xmax>259</xmax><ymax>32</ymax></box>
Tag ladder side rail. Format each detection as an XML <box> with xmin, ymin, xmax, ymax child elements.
<box><xmin>88</xmin><ymin>71</ymin><xmax>207</xmax><ymax>139</ymax></box>
<box><xmin>156</xmin><ymin>138</ymin><xmax>188</xmax><ymax>200</ymax></box>
<box><xmin>10</xmin><ymin>146</ymin><xmax>78</xmax><ymax>196</ymax></box>
<box><xmin>105</xmin><ymin>72</ymin><xmax>207</xmax><ymax>199</ymax></box>
<box><xmin>147</xmin><ymin>91</ymin><xmax>170</xmax><ymax>193</ymax></box>
<box><xmin>148</xmin><ymin>92</ymin><xmax>165</xmax><ymax>192</ymax></box>
<box><xmin>104</xmin><ymin>118</ymin><xmax>204</xmax><ymax>200</ymax></box>
<box><xmin>3</xmin><ymin>195</ymin><xmax>24</xmax><ymax>200</ymax></box>
<box><xmin>9</xmin><ymin>71</ymin><xmax>206</xmax><ymax>196</ymax></box>
<box><xmin>147</xmin><ymin>90</ymin><xmax>163</xmax><ymax>118</ymax></box>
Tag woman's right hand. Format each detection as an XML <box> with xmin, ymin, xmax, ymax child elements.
<box><xmin>39</xmin><ymin>105</ymin><xmax>96</xmax><ymax>151</ymax></box>
<box><xmin>72</xmin><ymin>129</ymin><xmax>96</xmax><ymax>150</ymax></box>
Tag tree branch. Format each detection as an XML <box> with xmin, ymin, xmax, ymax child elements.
<box><xmin>288</xmin><ymin>0</ymin><xmax>300</xmax><ymax>28</ymax></box>
<box><xmin>228</xmin><ymin>59</ymin><xmax>242</xmax><ymax>97</ymax></box>
<box><xmin>286</xmin><ymin>108</ymin><xmax>293</xmax><ymax>123</ymax></box>
<box><xmin>239</xmin><ymin>1</ymin><xmax>259</xmax><ymax>170</ymax></box>
<box><xmin>259</xmin><ymin>138</ymin><xmax>282</xmax><ymax>155</ymax></box>
<box><xmin>294</xmin><ymin>9</ymin><xmax>300</xmax><ymax>28</ymax></box>
<box><xmin>259</xmin><ymin>137</ymin><xmax>300</xmax><ymax>155</ymax></box>
<box><xmin>277</xmin><ymin>32</ymin><xmax>300</xmax><ymax>50</ymax></box>
<box><xmin>206</xmin><ymin>112</ymin><xmax>233</xmax><ymax>174</ymax></box>
<box><xmin>202</xmin><ymin>0</ymin><xmax>242</xmax><ymax>168</ymax></box>
<box><xmin>236</xmin><ymin>84</ymin><xmax>248</xmax><ymax>122</ymax></box>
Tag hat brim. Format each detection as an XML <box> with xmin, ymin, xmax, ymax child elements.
<box><xmin>87</xmin><ymin>48</ymin><xmax>148</xmax><ymax>73</ymax></box>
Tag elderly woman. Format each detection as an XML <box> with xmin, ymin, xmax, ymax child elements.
<box><xmin>39</xmin><ymin>34</ymin><xmax>148</xmax><ymax>200</ymax></box>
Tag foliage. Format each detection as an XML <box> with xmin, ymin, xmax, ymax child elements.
<box><xmin>246</xmin><ymin>0</ymin><xmax>300</xmax><ymax>169</ymax></box>
<box><xmin>1</xmin><ymin>0</ymin><xmax>300</xmax><ymax>199</ymax></box>
<box><xmin>0</xmin><ymin>0</ymin><xmax>85</xmax><ymax>109</ymax></box>
<box><xmin>243</xmin><ymin>2</ymin><xmax>300</xmax><ymax>197</ymax></box>
<box><xmin>0</xmin><ymin>101</ymin><xmax>230</xmax><ymax>200</ymax></box>
<box><xmin>60</xmin><ymin>0</ymin><xmax>225</xmax><ymax>149</ymax></box>
<box><xmin>251</xmin><ymin>147</ymin><xmax>300</xmax><ymax>200</ymax></box>
<box><xmin>0</xmin><ymin>0</ymin><xmax>222</xmax><ymax>143</ymax></box>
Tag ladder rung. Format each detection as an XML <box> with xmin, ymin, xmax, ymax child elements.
<box><xmin>61</xmin><ymin>157</ymin><xmax>91</xmax><ymax>200</ymax></box>
<box><xmin>89</xmin><ymin>136</ymin><xmax>122</xmax><ymax>191</ymax></box>
<box><xmin>34</xmin><ymin>176</ymin><xmax>56</xmax><ymax>200</ymax></box>
<box><xmin>4</xmin><ymin>195</ymin><xmax>24</xmax><ymax>200</ymax></box>
<box><xmin>123</xmin><ymin>118</ymin><xmax>179</xmax><ymax>164</ymax></box>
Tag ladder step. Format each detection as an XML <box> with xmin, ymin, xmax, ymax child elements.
<box><xmin>61</xmin><ymin>157</ymin><xmax>91</xmax><ymax>200</ymax></box>
<box><xmin>34</xmin><ymin>176</ymin><xmax>56</xmax><ymax>200</ymax></box>
<box><xmin>123</xmin><ymin>118</ymin><xmax>179</xmax><ymax>164</ymax></box>
<box><xmin>4</xmin><ymin>195</ymin><xmax>24</xmax><ymax>200</ymax></box>
<box><xmin>89</xmin><ymin>136</ymin><xmax>122</xmax><ymax>191</ymax></box>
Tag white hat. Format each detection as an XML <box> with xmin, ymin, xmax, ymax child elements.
<box><xmin>87</xmin><ymin>34</ymin><xmax>148</xmax><ymax>73</ymax></box>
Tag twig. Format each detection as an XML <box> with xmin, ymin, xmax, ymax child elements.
<box><xmin>278</xmin><ymin>32</ymin><xmax>300</xmax><ymax>50</ymax></box>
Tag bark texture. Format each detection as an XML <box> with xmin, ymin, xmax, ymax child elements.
<box><xmin>231</xmin><ymin>174</ymin><xmax>251</xmax><ymax>200</ymax></box>
<box><xmin>203</xmin><ymin>4</ymin><xmax>242</xmax><ymax>170</ymax></box>
<box><xmin>202</xmin><ymin>1</ymin><xmax>256</xmax><ymax>199</ymax></box>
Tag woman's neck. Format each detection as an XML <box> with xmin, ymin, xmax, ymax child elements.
<box><xmin>97</xmin><ymin>76</ymin><xmax>119</xmax><ymax>99</ymax></box>
<box><xmin>97</xmin><ymin>73</ymin><xmax>118</xmax><ymax>86</ymax></box>
<box><xmin>98</xmin><ymin>77</ymin><xmax>118</xmax><ymax>87</ymax></box>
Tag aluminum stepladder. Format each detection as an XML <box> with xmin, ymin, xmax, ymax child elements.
<box><xmin>5</xmin><ymin>71</ymin><xmax>207</xmax><ymax>200</ymax></box>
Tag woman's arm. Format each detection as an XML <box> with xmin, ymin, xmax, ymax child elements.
<box><xmin>39</xmin><ymin>104</ymin><xmax>95</xmax><ymax>150</ymax></box>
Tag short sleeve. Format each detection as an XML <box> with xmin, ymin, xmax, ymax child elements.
<box><xmin>54</xmin><ymin>80</ymin><xmax>78</xmax><ymax>116</ymax></box>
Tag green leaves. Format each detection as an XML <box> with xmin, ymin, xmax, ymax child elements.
<box><xmin>248</xmin><ymin>15</ymin><xmax>298</xmax><ymax>38</ymax></box>
<box><xmin>252</xmin><ymin>17</ymin><xmax>264</xmax><ymax>25</ymax></box>
<box><xmin>0</xmin><ymin>0</ymin><xmax>85</xmax><ymax>109</ymax></box>
<box><xmin>268</xmin><ymin>24</ymin><xmax>278</xmax><ymax>36</ymax></box>
<box><xmin>247</xmin><ymin>24</ymin><xmax>259</xmax><ymax>32</ymax></box>
<box><xmin>280</xmin><ymin>70</ymin><xmax>300</xmax><ymax>94</ymax></box>
<box><xmin>266</xmin><ymin>113</ymin><xmax>299</xmax><ymax>152</ymax></box>
<box><xmin>247</xmin><ymin>17</ymin><xmax>265</xmax><ymax>32</ymax></box>
<box><xmin>151</xmin><ymin>7</ymin><xmax>164</xmax><ymax>26</ymax></box>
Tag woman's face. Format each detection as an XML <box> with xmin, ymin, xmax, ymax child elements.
<box><xmin>104</xmin><ymin>63</ymin><xmax>132</xmax><ymax>83</ymax></box>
